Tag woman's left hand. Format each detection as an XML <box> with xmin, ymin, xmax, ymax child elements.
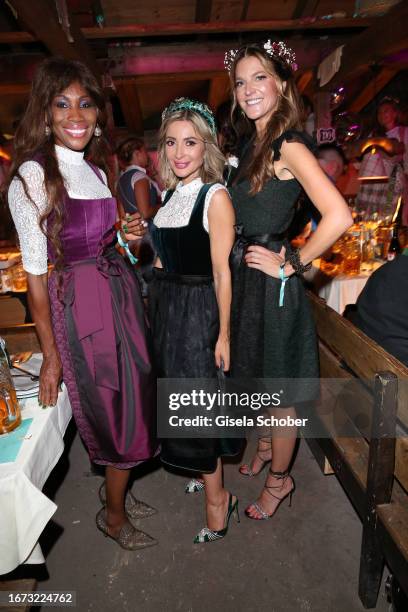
<box><xmin>245</xmin><ymin>245</ymin><xmax>286</xmax><ymax>278</ymax></box>
<box><xmin>121</xmin><ymin>212</ymin><xmax>147</xmax><ymax>241</ymax></box>
<box><xmin>215</xmin><ymin>335</ymin><xmax>230</xmax><ymax>371</ymax></box>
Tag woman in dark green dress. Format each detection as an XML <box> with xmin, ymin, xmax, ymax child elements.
<box><xmin>225</xmin><ymin>41</ymin><xmax>353</xmax><ymax>519</ymax></box>
<box><xmin>149</xmin><ymin>98</ymin><xmax>241</xmax><ymax>542</ymax></box>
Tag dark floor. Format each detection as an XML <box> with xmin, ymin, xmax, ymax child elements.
<box><xmin>30</xmin><ymin>427</ymin><xmax>391</xmax><ymax>612</ymax></box>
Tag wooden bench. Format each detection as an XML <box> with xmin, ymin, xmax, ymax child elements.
<box><xmin>306</xmin><ymin>291</ymin><xmax>408</xmax><ymax>608</ymax></box>
<box><xmin>0</xmin><ymin>323</ymin><xmax>41</xmax><ymax>354</ymax></box>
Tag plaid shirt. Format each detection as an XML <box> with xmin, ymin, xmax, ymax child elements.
<box><xmin>357</xmin><ymin>155</ymin><xmax>405</xmax><ymax>218</ymax></box>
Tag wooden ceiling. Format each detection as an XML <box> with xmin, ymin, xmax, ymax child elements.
<box><xmin>0</xmin><ymin>0</ymin><xmax>406</xmax><ymax>136</ymax></box>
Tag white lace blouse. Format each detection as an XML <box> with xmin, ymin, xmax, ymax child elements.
<box><xmin>153</xmin><ymin>178</ymin><xmax>227</xmax><ymax>233</ymax></box>
<box><xmin>8</xmin><ymin>145</ymin><xmax>111</xmax><ymax>275</ymax></box>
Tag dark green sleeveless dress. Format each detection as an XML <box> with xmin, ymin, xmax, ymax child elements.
<box><xmin>228</xmin><ymin>130</ymin><xmax>319</xmax><ymax>403</ymax></box>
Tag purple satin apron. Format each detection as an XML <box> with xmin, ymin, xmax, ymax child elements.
<box><xmin>46</xmin><ymin>162</ymin><xmax>157</xmax><ymax>467</ymax></box>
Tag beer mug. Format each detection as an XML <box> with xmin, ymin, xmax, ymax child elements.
<box><xmin>0</xmin><ymin>337</ymin><xmax>22</xmax><ymax>434</ymax></box>
<box><xmin>343</xmin><ymin>239</ymin><xmax>361</xmax><ymax>275</ymax></box>
<box><xmin>0</xmin><ymin>387</ymin><xmax>21</xmax><ymax>434</ymax></box>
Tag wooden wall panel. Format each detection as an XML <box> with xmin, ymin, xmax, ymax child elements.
<box><xmin>247</xmin><ymin>0</ymin><xmax>298</xmax><ymax>20</ymax></box>
<box><xmin>207</xmin><ymin>74</ymin><xmax>230</xmax><ymax>111</ymax></box>
<box><xmin>101</xmin><ymin>0</ymin><xmax>195</xmax><ymax>25</ymax></box>
<box><xmin>136</xmin><ymin>80</ymin><xmax>210</xmax><ymax>126</ymax></box>
<box><xmin>210</xmin><ymin>0</ymin><xmax>245</xmax><ymax>21</ymax></box>
<box><xmin>115</xmin><ymin>82</ymin><xmax>144</xmax><ymax>134</ymax></box>
<box><xmin>314</xmin><ymin>0</ymin><xmax>359</xmax><ymax>17</ymax></box>
<box><xmin>0</xmin><ymin>91</ymin><xmax>30</xmax><ymax>132</ymax></box>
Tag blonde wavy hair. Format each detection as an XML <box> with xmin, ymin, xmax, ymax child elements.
<box><xmin>158</xmin><ymin>109</ymin><xmax>225</xmax><ymax>190</ymax></box>
<box><xmin>229</xmin><ymin>45</ymin><xmax>303</xmax><ymax>193</ymax></box>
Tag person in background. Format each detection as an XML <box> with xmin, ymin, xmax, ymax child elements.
<box><xmin>377</xmin><ymin>97</ymin><xmax>408</xmax><ymax>225</ymax></box>
<box><xmin>377</xmin><ymin>97</ymin><xmax>408</xmax><ymax>164</ymax></box>
<box><xmin>116</xmin><ymin>137</ymin><xmax>161</xmax><ymax>220</ymax></box>
<box><xmin>357</xmin><ymin>97</ymin><xmax>407</xmax><ymax>221</ymax></box>
<box><xmin>116</xmin><ymin>137</ymin><xmax>161</xmax><ymax>293</ymax></box>
<box><xmin>317</xmin><ymin>144</ymin><xmax>345</xmax><ymax>185</ymax></box>
<box><xmin>289</xmin><ymin>143</ymin><xmax>345</xmax><ymax>244</ymax></box>
<box><xmin>350</xmin><ymin>247</ymin><xmax>408</xmax><ymax>367</ymax></box>
<box><xmin>7</xmin><ymin>58</ymin><xmax>158</xmax><ymax>551</ymax></box>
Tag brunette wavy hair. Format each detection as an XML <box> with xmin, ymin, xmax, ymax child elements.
<box><xmin>229</xmin><ymin>44</ymin><xmax>303</xmax><ymax>193</ymax></box>
<box><xmin>5</xmin><ymin>57</ymin><xmax>109</xmax><ymax>273</ymax></box>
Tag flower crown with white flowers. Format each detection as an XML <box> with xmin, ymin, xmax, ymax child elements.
<box><xmin>224</xmin><ymin>40</ymin><xmax>298</xmax><ymax>73</ymax></box>
<box><xmin>161</xmin><ymin>97</ymin><xmax>217</xmax><ymax>136</ymax></box>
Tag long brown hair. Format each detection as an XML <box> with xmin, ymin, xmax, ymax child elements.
<box><xmin>229</xmin><ymin>44</ymin><xmax>302</xmax><ymax>193</ymax></box>
<box><xmin>5</xmin><ymin>57</ymin><xmax>109</xmax><ymax>273</ymax></box>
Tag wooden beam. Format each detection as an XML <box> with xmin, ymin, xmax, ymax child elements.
<box><xmin>0</xmin><ymin>31</ymin><xmax>35</xmax><ymax>44</ymax></box>
<box><xmin>115</xmin><ymin>71</ymin><xmax>224</xmax><ymax>86</ymax></box>
<box><xmin>321</xmin><ymin>2</ymin><xmax>408</xmax><ymax>89</ymax></box>
<box><xmin>292</xmin><ymin>0</ymin><xmax>309</xmax><ymax>19</ymax></box>
<box><xmin>0</xmin><ymin>16</ymin><xmax>374</xmax><ymax>45</ymax></box>
<box><xmin>108</xmin><ymin>40</ymin><xmax>339</xmax><ymax>78</ymax></box>
<box><xmin>240</xmin><ymin>0</ymin><xmax>250</xmax><ymax>21</ymax></box>
<box><xmin>349</xmin><ymin>67</ymin><xmax>398</xmax><ymax>113</ymax></box>
<box><xmin>296</xmin><ymin>70</ymin><xmax>313</xmax><ymax>94</ymax></box>
<box><xmin>315</xmin><ymin>92</ymin><xmax>332</xmax><ymax>130</ymax></box>
<box><xmin>207</xmin><ymin>74</ymin><xmax>230</xmax><ymax>112</ymax></box>
<box><xmin>116</xmin><ymin>82</ymin><xmax>144</xmax><ymax>134</ymax></box>
<box><xmin>0</xmin><ymin>83</ymin><xmax>31</xmax><ymax>96</ymax></box>
<box><xmin>8</xmin><ymin>0</ymin><xmax>100</xmax><ymax>78</ymax></box>
<box><xmin>0</xmin><ymin>72</ymin><xmax>227</xmax><ymax>98</ymax></box>
<box><xmin>195</xmin><ymin>0</ymin><xmax>212</xmax><ymax>23</ymax></box>
<box><xmin>83</xmin><ymin>17</ymin><xmax>374</xmax><ymax>38</ymax></box>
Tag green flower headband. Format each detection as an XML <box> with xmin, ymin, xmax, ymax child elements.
<box><xmin>161</xmin><ymin>97</ymin><xmax>217</xmax><ymax>136</ymax></box>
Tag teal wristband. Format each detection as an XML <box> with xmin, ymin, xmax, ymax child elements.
<box><xmin>278</xmin><ymin>263</ymin><xmax>289</xmax><ymax>307</ymax></box>
<box><xmin>117</xmin><ymin>230</ymin><xmax>138</xmax><ymax>265</ymax></box>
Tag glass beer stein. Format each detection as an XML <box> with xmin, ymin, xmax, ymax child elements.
<box><xmin>343</xmin><ymin>239</ymin><xmax>361</xmax><ymax>275</ymax></box>
<box><xmin>0</xmin><ymin>338</ymin><xmax>21</xmax><ymax>434</ymax></box>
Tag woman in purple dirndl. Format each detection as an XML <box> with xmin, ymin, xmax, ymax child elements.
<box><xmin>8</xmin><ymin>58</ymin><xmax>158</xmax><ymax>550</ymax></box>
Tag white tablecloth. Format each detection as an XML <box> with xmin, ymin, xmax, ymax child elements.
<box><xmin>0</xmin><ymin>386</ymin><xmax>72</xmax><ymax>575</ymax></box>
<box><xmin>307</xmin><ymin>260</ymin><xmax>373</xmax><ymax>314</ymax></box>
<box><xmin>317</xmin><ymin>273</ymin><xmax>370</xmax><ymax>314</ymax></box>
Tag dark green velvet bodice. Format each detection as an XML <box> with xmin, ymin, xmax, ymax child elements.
<box><xmin>151</xmin><ymin>183</ymin><xmax>213</xmax><ymax>275</ymax></box>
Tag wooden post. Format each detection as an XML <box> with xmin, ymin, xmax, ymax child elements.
<box><xmin>116</xmin><ymin>82</ymin><xmax>144</xmax><ymax>135</ymax></box>
<box><xmin>8</xmin><ymin>0</ymin><xmax>100</xmax><ymax>79</ymax></box>
<box><xmin>314</xmin><ymin>92</ymin><xmax>335</xmax><ymax>145</ymax></box>
<box><xmin>358</xmin><ymin>371</ymin><xmax>397</xmax><ymax>608</ymax></box>
<box><xmin>208</xmin><ymin>74</ymin><xmax>230</xmax><ymax>112</ymax></box>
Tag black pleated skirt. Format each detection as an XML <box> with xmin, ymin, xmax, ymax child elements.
<box><xmin>148</xmin><ymin>268</ymin><xmax>241</xmax><ymax>473</ymax></box>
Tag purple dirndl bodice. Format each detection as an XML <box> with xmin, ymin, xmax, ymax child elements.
<box><xmin>47</xmin><ymin>163</ymin><xmax>157</xmax><ymax>467</ymax></box>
